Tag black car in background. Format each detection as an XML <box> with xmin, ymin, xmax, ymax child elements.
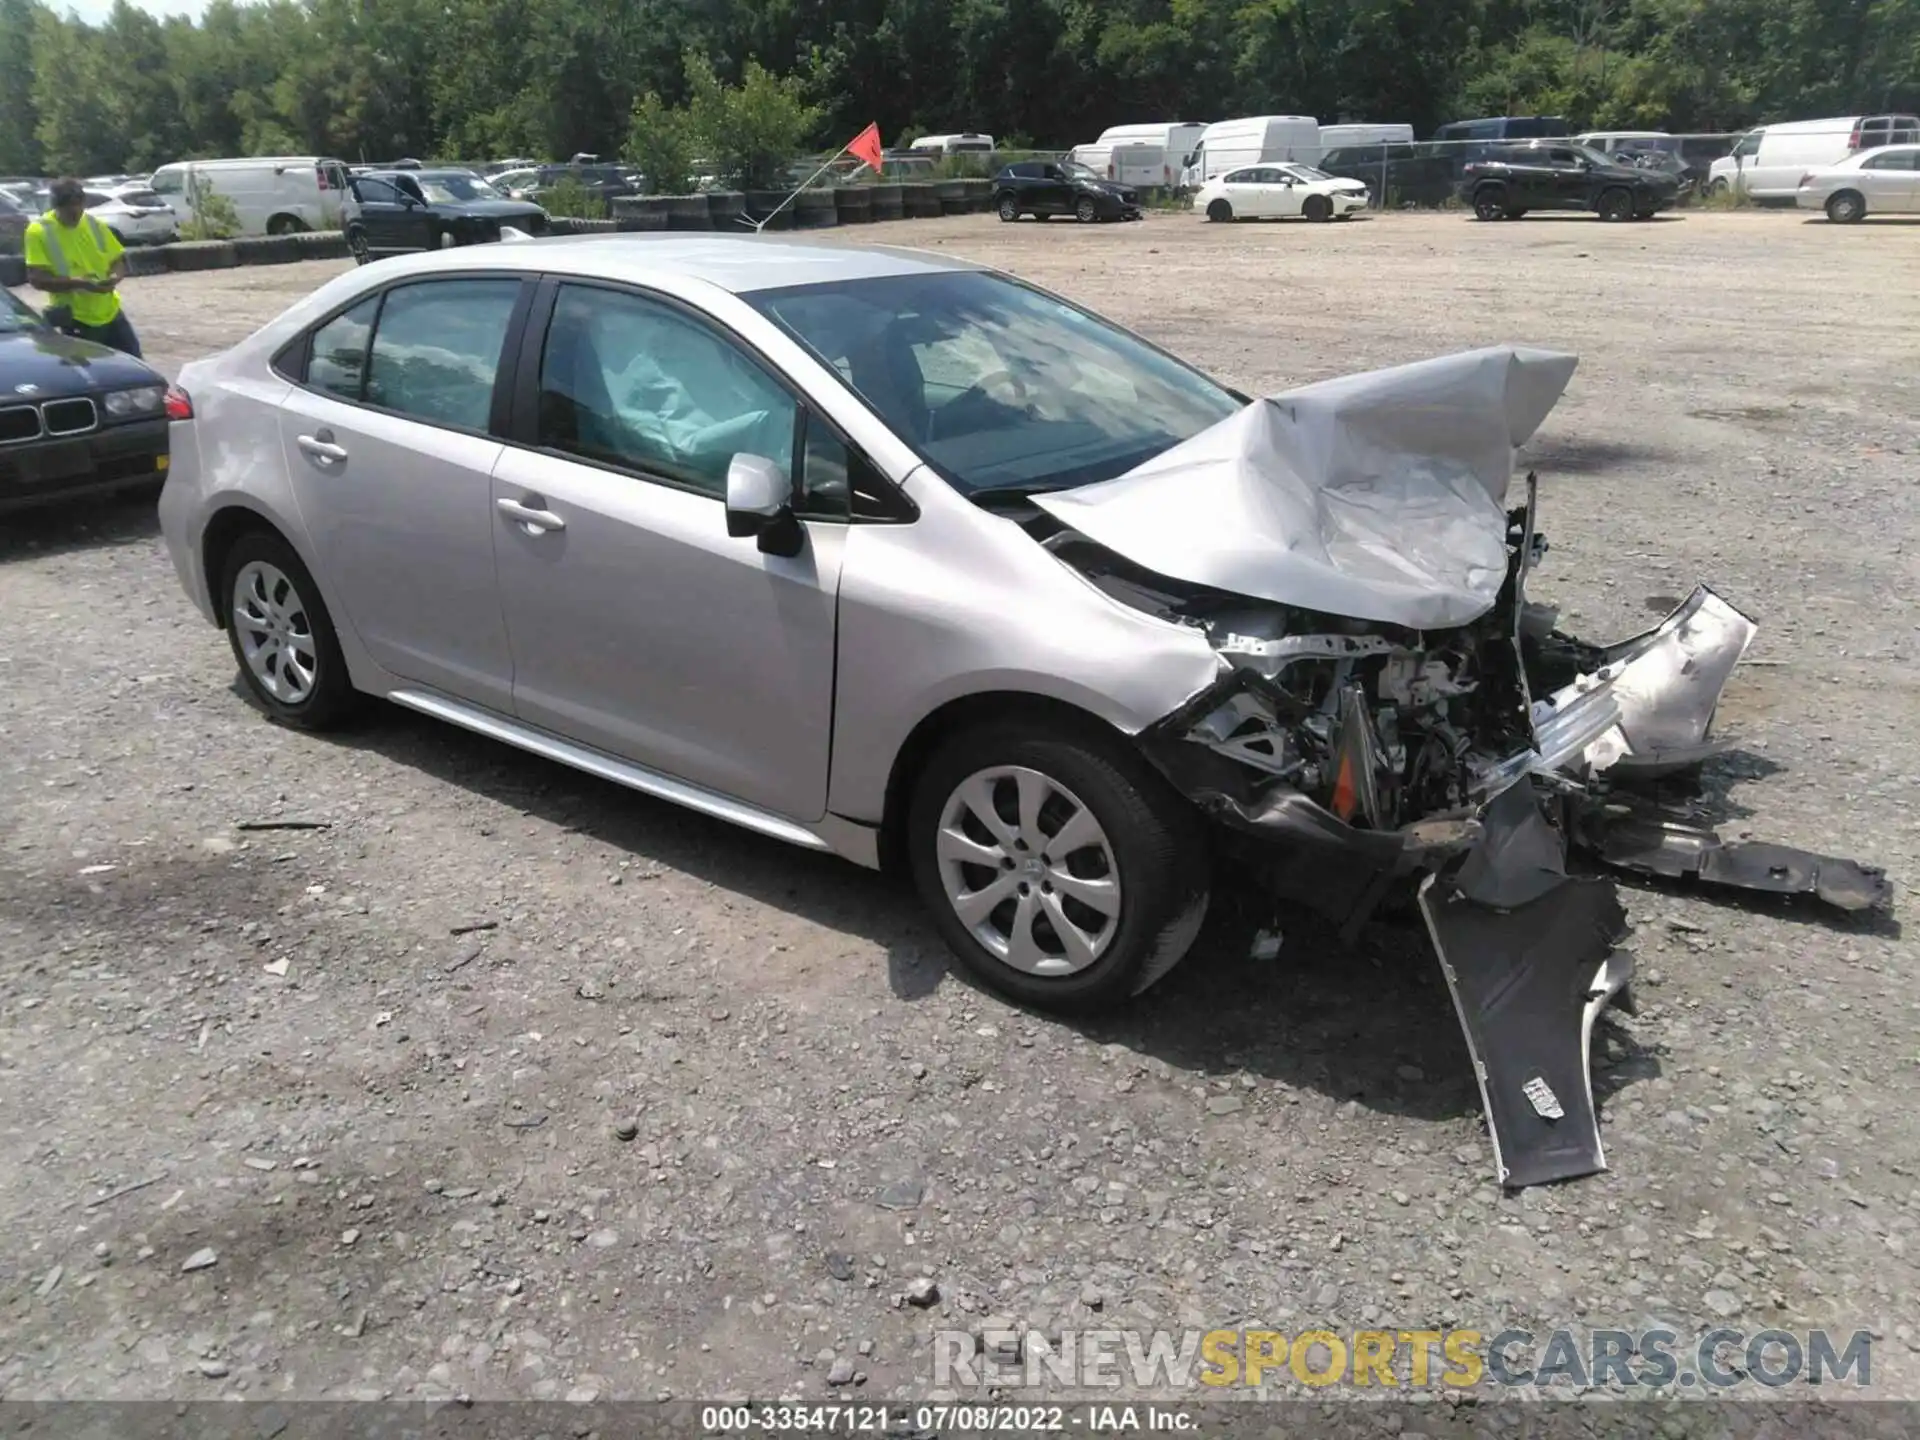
<box><xmin>993</xmin><ymin>160</ymin><xmax>1141</xmax><ymax>223</ymax></box>
<box><xmin>342</xmin><ymin>169</ymin><xmax>550</xmax><ymax>263</ymax></box>
<box><xmin>0</xmin><ymin>288</ymin><xmax>172</xmax><ymax>512</ymax></box>
<box><xmin>1459</xmin><ymin>141</ymin><xmax>1680</xmax><ymax>221</ymax></box>
<box><xmin>1317</xmin><ymin>143</ymin><xmax>1457</xmax><ymax>207</ymax></box>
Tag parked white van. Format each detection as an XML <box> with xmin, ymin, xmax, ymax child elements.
<box><xmin>1070</xmin><ymin>140</ymin><xmax>1170</xmax><ymax>188</ymax></box>
<box><xmin>907</xmin><ymin>133</ymin><xmax>996</xmax><ymax>157</ymax></box>
<box><xmin>1094</xmin><ymin>123</ymin><xmax>1207</xmax><ymax>187</ymax></box>
<box><xmin>1318</xmin><ymin>123</ymin><xmax>1414</xmax><ymax>152</ymax></box>
<box><xmin>149</xmin><ymin>156</ymin><xmax>351</xmax><ymax>236</ymax></box>
<box><xmin>1707</xmin><ymin>114</ymin><xmax>1920</xmax><ymax>202</ymax></box>
<box><xmin>1181</xmin><ymin>116</ymin><xmax>1320</xmax><ymax>187</ymax></box>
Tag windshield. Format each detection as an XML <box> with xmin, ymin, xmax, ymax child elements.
<box><xmin>1279</xmin><ymin>163</ymin><xmax>1332</xmax><ymax>182</ymax></box>
<box><xmin>0</xmin><ymin>289</ymin><xmax>41</xmax><ymax>332</ymax></box>
<box><xmin>1569</xmin><ymin>143</ymin><xmax>1615</xmax><ymax>166</ymax></box>
<box><xmin>749</xmin><ymin>271</ymin><xmax>1244</xmax><ymax>496</ymax></box>
<box><xmin>418</xmin><ymin>174</ymin><xmax>502</xmax><ymax>203</ymax></box>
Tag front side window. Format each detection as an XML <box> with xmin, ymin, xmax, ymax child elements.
<box><xmin>751</xmin><ymin>271</ymin><xmax>1243</xmax><ymax>498</ymax></box>
<box><xmin>536</xmin><ymin>284</ymin><xmax>797</xmax><ymax>498</ymax></box>
<box><xmin>305</xmin><ymin>296</ymin><xmax>379</xmax><ymax>399</ymax></box>
<box><xmin>364</xmin><ymin>279</ymin><xmax>521</xmax><ymax>429</ymax></box>
<box><xmin>1733</xmin><ymin>132</ymin><xmax>1762</xmax><ymax>158</ymax></box>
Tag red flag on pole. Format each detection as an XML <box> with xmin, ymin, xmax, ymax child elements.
<box><xmin>848</xmin><ymin>122</ymin><xmax>884</xmax><ymax>174</ymax></box>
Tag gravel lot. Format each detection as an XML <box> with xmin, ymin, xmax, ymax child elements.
<box><xmin>4</xmin><ymin>209</ymin><xmax>1920</xmax><ymax>1406</ymax></box>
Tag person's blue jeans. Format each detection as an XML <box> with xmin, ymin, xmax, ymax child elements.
<box><xmin>48</xmin><ymin>308</ymin><xmax>143</xmax><ymax>359</ymax></box>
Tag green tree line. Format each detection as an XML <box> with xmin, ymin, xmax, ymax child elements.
<box><xmin>2</xmin><ymin>0</ymin><xmax>1917</xmax><ymax>177</ymax></box>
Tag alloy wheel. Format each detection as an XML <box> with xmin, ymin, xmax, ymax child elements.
<box><xmin>935</xmin><ymin>765</ymin><xmax>1122</xmax><ymax>977</ymax></box>
<box><xmin>232</xmin><ymin>560</ymin><xmax>319</xmax><ymax>705</ymax></box>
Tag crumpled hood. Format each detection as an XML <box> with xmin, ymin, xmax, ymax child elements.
<box><xmin>1032</xmin><ymin>344</ymin><xmax>1579</xmax><ymax>630</ymax></box>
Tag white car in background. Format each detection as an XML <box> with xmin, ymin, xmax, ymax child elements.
<box><xmin>86</xmin><ymin>184</ymin><xmax>179</xmax><ymax>245</ymax></box>
<box><xmin>1196</xmin><ymin>163</ymin><xmax>1369</xmax><ymax>222</ymax></box>
<box><xmin>1796</xmin><ymin>143</ymin><xmax>1920</xmax><ymax>222</ymax></box>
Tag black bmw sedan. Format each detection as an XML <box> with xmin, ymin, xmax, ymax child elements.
<box><xmin>0</xmin><ymin>287</ymin><xmax>172</xmax><ymax>513</ymax></box>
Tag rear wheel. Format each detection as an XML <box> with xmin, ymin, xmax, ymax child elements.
<box><xmin>1303</xmin><ymin>193</ymin><xmax>1332</xmax><ymax>222</ymax></box>
<box><xmin>908</xmin><ymin>723</ymin><xmax>1210</xmax><ymax>1012</ymax></box>
<box><xmin>1075</xmin><ymin>196</ymin><xmax>1099</xmax><ymax>223</ymax></box>
<box><xmin>346</xmin><ymin>225</ymin><xmax>371</xmax><ymax>265</ymax></box>
<box><xmin>1205</xmin><ymin>198</ymin><xmax>1233</xmax><ymax>223</ymax></box>
<box><xmin>1825</xmin><ymin>189</ymin><xmax>1865</xmax><ymax>224</ymax></box>
<box><xmin>1472</xmin><ymin>187</ymin><xmax>1508</xmax><ymax>222</ymax></box>
<box><xmin>1597</xmin><ymin>187</ymin><xmax>1634</xmax><ymax>222</ymax></box>
<box><xmin>218</xmin><ymin>530</ymin><xmax>359</xmax><ymax>731</ymax></box>
<box><xmin>997</xmin><ymin>194</ymin><xmax>1019</xmax><ymax>222</ymax></box>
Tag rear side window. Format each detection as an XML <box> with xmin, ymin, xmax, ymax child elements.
<box><xmin>364</xmin><ymin>279</ymin><xmax>522</xmax><ymax>430</ymax></box>
<box><xmin>1864</xmin><ymin>150</ymin><xmax>1919</xmax><ymax>170</ymax></box>
<box><xmin>305</xmin><ymin>296</ymin><xmax>379</xmax><ymax>399</ymax></box>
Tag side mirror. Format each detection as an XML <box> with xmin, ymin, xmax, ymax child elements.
<box><xmin>725</xmin><ymin>453</ymin><xmax>802</xmax><ymax>556</ymax></box>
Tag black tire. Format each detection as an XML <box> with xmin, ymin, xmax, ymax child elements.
<box><xmin>1205</xmin><ymin>198</ymin><xmax>1233</xmax><ymax>223</ymax></box>
<box><xmin>908</xmin><ymin>722</ymin><xmax>1211</xmax><ymax>1013</ymax></box>
<box><xmin>1597</xmin><ymin>187</ymin><xmax>1633</xmax><ymax>222</ymax></box>
<box><xmin>1303</xmin><ymin>193</ymin><xmax>1332</xmax><ymax>222</ymax></box>
<box><xmin>218</xmin><ymin>529</ymin><xmax>359</xmax><ymax>731</ymax></box>
<box><xmin>346</xmin><ymin>225</ymin><xmax>372</xmax><ymax>265</ymax></box>
<box><xmin>997</xmin><ymin>194</ymin><xmax>1019</xmax><ymax>222</ymax></box>
<box><xmin>266</xmin><ymin>214</ymin><xmax>309</xmax><ymax>236</ymax></box>
<box><xmin>1075</xmin><ymin>197</ymin><xmax>1099</xmax><ymax>223</ymax></box>
<box><xmin>1825</xmin><ymin>189</ymin><xmax>1865</xmax><ymax>224</ymax></box>
<box><xmin>1472</xmin><ymin>187</ymin><xmax>1507</xmax><ymax>222</ymax></box>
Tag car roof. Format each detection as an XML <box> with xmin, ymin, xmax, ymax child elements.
<box><xmin>353</xmin><ymin>233</ymin><xmax>987</xmax><ymax>295</ymax></box>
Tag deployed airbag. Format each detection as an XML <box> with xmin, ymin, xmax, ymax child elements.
<box><xmin>1033</xmin><ymin>345</ymin><xmax>1579</xmax><ymax>629</ymax></box>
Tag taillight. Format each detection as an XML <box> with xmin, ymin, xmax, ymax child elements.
<box><xmin>316</xmin><ymin>165</ymin><xmax>332</xmax><ymax>190</ymax></box>
<box><xmin>1848</xmin><ymin>123</ymin><xmax>1863</xmax><ymax>150</ymax></box>
<box><xmin>164</xmin><ymin>384</ymin><xmax>193</xmax><ymax>421</ymax></box>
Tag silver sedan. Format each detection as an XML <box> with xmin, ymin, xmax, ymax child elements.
<box><xmin>158</xmin><ymin>233</ymin><xmax>1887</xmax><ymax>1187</ymax></box>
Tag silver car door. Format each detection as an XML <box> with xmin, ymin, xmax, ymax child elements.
<box><xmin>276</xmin><ymin>275</ymin><xmax>525</xmax><ymax>711</ymax></box>
<box><xmin>491</xmin><ymin>280</ymin><xmax>845</xmax><ymax>823</ymax></box>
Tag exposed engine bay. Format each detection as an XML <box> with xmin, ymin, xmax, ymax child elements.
<box><xmin>1017</xmin><ymin>345</ymin><xmax>1894</xmax><ymax>1190</ymax></box>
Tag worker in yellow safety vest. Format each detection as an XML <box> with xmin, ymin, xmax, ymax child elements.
<box><xmin>24</xmin><ymin>176</ymin><xmax>143</xmax><ymax>358</ymax></box>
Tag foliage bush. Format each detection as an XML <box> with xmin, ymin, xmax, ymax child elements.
<box><xmin>539</xmin><ymin>176</ymin><xmax>607</xmax><ymax>219</ymax></box>
<box><xmin>627</xmin><ymin>91</ymin><xmax>695</xmax><ymax>196</ymax></box>
<box><xmin>683</xmin><ymin>54</ymin><xmax>821</xmax><ymax>192</ymax></box>
<box><xmin>180</xmin><ymin>172</ymin><xmax>240</xmax><ymax>239</ymax></box>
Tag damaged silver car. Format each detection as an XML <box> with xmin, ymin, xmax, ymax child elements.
<box><xmin>156</xmin><ymin>235</ymin><xmax>1893</xmax><ymax>1189</ymax></box>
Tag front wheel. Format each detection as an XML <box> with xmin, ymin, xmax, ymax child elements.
<box><xmin>1706</xmin><ymin>177</ymin><xmax>1730</xmax><ymax>199</ymax></box>
<box><xmin>1303</xmin><ymin>194</ymin><xmax>1332</xmax><ymax>222</ymax></box>
<box><xmin>1597</xmin><ymin>187</ymin><xmax>1634</xmax><ymax>222</ymax></box>
<box><xmin>1075</xmin><ymin>197</ymin><xmax>1099</xmax><ymax>224</ymax></box>
<box><xmin>220</xmin><ymin>530</ymin><xmax>359</xmax><ymax>731</ymax></box>
<box><xmin>908</xmin><ymin>725</ymin><xmax>1210</xmax><ymax>1012</ymax></box>
<box><xmin>346</xmin><ymin>226</ymin><xmax>372</xmax><ymax>265</ymax></box>
<box><xmin>1205</xmin><ymin>198</ymin><xmax>1233</xmax><ymax>223</ymax></box>
<box><xmin>1825</xmin><ymin>189</ymin><xmax>1865</xmax><ymax>224</ymax></box>
<box><xmin>997</xmin><ymin>195</ymin><xmax>1019</xmax><ymax>222</ymax></box>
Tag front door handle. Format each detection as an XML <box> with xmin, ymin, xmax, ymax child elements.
<box><xmin>297</xmin><ymin>432</ymin><xmax>347</xmax><ymax>464</ymax></box>
<box><xmin>497</xmin><ymin>496</ymin><xmax>566</xmax><ymax>533</ymax></box>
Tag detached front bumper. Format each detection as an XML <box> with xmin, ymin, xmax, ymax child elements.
<box><xmin>1141</xmin><ymin>585</ymin><xmax>1892</xmax><ymax>1189</ymax></box>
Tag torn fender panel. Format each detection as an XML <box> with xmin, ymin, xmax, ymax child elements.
<box><xmin>1594</xmin><ymin>586</ymin><xmax>1758</xmax><ymax>779</ymax></box>
<box><xmin>1578</xmin><ymin>804</ymin><xmax>1895</xmax><ymax>913</ymax></box>
<box><xmin>1419</xmin><ymin>870</ymin><xmax>1632</xmax><ymax>1189</ymax></box>
<box><xmin>1032</xmin><ymin>346</ymin><xmax>1579</xmax><ymax>631</ymax></box>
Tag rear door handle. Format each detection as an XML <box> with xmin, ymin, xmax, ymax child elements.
<box><xmin>296</xmin><ymin>433</ymin><xmax>348</xmax><ymax>464</ymax></box>
<box><xmin>497</xmin><ymin>496</ymin><xmax>566</xmax><ymax>533</ymax></box>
